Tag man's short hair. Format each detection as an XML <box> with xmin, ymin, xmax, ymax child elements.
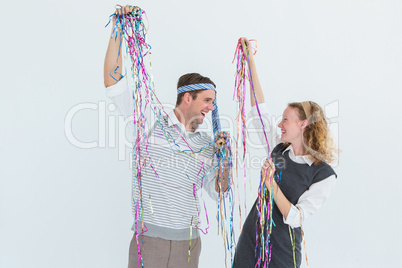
<box><xmin>175</xmin><ymin>73</ymin><xmax>216</xmax><ymax>106</ymax></box>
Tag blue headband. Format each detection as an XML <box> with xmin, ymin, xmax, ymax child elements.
<box><xmin>177</xmin><ymin>83</ymin><xmax>221</xmax><ymax>136</ymax></box>
<box><xmin>177</xmin><ymin>83</ymin><xmax>216</xmax><ymax>94</ymax></box>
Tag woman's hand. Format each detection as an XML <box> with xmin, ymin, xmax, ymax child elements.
<box><xmin>236</xmin><ymin>37</ymin><xmax>263</xmax><ymax>106</ymax></box>
<box><xmin>262</xmin><ymin>158</ymin><xmax>276</xmax><ymax>193</ymax></box>
<box><xmin>239</xmin><ymin>37</ymin><xmax>256</xmax><ymax>62</ymax></box>
<box><xmin>240</xmin><ymin>37</ymin><xmax>251</xmax><ymax>60</ymax></box>
<box><xmin>262</xmin><ymin>158</ymin><xmax>292</xmax><ymax>219</ymax></box>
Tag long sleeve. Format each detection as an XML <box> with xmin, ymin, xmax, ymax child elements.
<box><xmin>105</xmin><ymin>76</ymin><xmax>133</xmax><ymax>119</ymax></box>
<box><xmin>284</xmin><ymin>174</ymin><xmax>337</xmax><ymax>228</ymax></box>
<box><xmin>105</xmin><ymin>76</ymin><xmax>154</xmax><ymax>137</ymax></box>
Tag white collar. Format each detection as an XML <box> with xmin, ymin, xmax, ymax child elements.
<box><xmin>283</xmin><ymin>144</ymin><xmax>314</xmax><ymax>166</ymax></box>
<box><xmin>166</xmin><ymin>110</ymin><xmax>202</xmax><ymax>134</ymax></box>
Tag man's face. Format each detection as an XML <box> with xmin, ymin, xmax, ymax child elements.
<box><xmin>187</xmin><ymin>89</ymin><xmax>216</xmax><ymax>126</ymax></box>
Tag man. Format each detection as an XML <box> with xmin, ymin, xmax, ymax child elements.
<box><xmin>104</xmin><ymin>6</ymin><xmax>229</xmax><ymax>268</ymax></box>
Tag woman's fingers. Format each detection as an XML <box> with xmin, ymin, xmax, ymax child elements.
<box><xmin>262</xmin><ymin>158</ymin><xmax>275</xmax><ymax>187</ymax></box>
<box><xmin>268</xmin><ymin>158</ymin><xmax>275</xmax><ymax>172</ymax></box>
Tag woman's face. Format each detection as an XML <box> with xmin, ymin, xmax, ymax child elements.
<box><xmin>278</xmin><ymin>106</ymin><xmax>306</xmax><ymax>144</ymax></box>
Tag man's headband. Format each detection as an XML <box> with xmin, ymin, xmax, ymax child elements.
<box><xmin>177</xmin><ymin>83</ymin><xmax>216</xmax><ymax>94</ymax></box>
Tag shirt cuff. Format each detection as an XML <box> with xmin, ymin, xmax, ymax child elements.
<box><xmin>105</xmin><ymin>76</ymin><xmax>128</xmax><ymax>97</ymax></box>
<box><xmin>283</xmin><ymin>204</ymin><xmax>302</xmax><ymax>228</ymax></box>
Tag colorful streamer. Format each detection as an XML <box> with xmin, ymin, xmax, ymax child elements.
<box><xmin>233</xmin><ymin>38</ymin><xmax>275</xmax><ymax>268</ymax></box>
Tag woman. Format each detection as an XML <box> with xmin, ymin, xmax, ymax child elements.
<box><xmin>233</xmin><ymin>38</ymin><xmax>338</xmax><ymax>268</ymax></box>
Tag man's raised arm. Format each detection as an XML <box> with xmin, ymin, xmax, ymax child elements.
<box><xmin>103</xmin><ymin>5</ymin><xmax>136</xmax><ymax>87</ymax></box>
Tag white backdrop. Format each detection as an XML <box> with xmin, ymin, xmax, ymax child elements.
<box><xmin>1</xmin><ymin>0</ymin><xmax>401</xmax><ymax>267</ymax></box>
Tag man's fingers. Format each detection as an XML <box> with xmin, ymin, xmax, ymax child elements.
<box><xmin>125</xmin><ymin>6</ymin><xmax>132</xmax><ymax>13</ymax></box>
<box><xmin>115</xmin><ymin>5</ymin><xmax>139</xmax><ymax>17</ymax></box>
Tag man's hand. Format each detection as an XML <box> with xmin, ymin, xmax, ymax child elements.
<box><xmin>114</xmin><ymin>4</ymin><xmax>138</xmax><ymax>17</ymax></box>
<box><xmin>215</xmin><ymin>131</ymin><xmax>231</xmax><ymax>193</ymax></box>
<box><xmin>104</xmin><ymin>5</ymin><xmax>140</xmax><ymax>88</ymax></box>
<box><xmin>215</xmin><ymin>131</ymin><xmax>229</xmax><ymax>155</ymax></box>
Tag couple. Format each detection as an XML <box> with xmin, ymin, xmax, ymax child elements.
<box><xmin>104</xmin><ymin>6</ymin><xmax>337</xmax><ymax>268</ymax></box>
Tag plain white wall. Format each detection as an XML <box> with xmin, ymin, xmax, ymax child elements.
<box><xmin>1</xmin><ymin>0</ymin><xmax>401</xmax><ymax>267</ymax></box>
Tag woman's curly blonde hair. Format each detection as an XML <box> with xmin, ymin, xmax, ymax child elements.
<box><xmin>286</xmin><ymin>101</ymin><xmax>338</xmax><ymax>165</ymax></box>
